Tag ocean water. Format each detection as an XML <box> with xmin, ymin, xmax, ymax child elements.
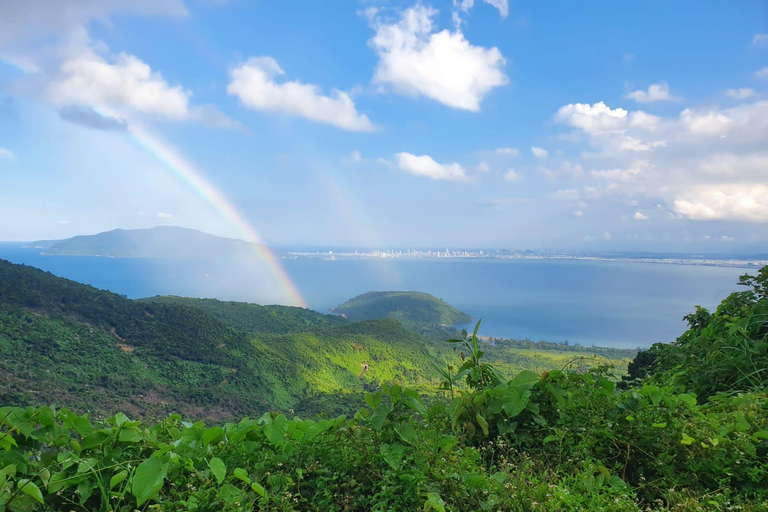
<box><xmin>0</xmin><ymin>243</ymin><xmax>749</xmax><ymax>348</ymax></box>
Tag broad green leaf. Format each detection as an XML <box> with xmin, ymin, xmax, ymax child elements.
<box><xmin>118</xmin><ymin>428</ymin><xmax>142</xmax><ymax>443</ymax></box>
<box><xmin>751</xmin><ymin>431</ymin><xmax>768</xmax><ymax>441</ymax></box>
<box><xmin>652</xmin><ymin>422</ymin><xmax>667</xmax><ymax>428</ymax></box>
<box><xmin>251</xmin><ymin>481</ymin><xmax>267</xmax><ymax>498</ymax></box>
<box><xmin>233</xmin><ymin>468</ymin><xmax>250</xmax><ymax>484</ymax></box>
<box><xmin>110</xmin><ymin>470</ymin><xmax>128</xmax><ymax>490</ymax></box>
<box><xmin>365</xmin><ymin>391</ymin><xmax>382</xmax><ymax>409</ymax></box>
<box><xmin>609</xmin><ymin>475</ymin><xmax>628</xmax><ymax>489</ymax></box>
<box><xmin>370</xmin><ymin>403</ymin><xmax>393</xmax><ymax>432</ymax></box>
<box><xmin>542</xmin><ymin>435</ymin><xmax>559</xmax><ymax>444</ymax></box>
<box><xmin>678</xmin><ymin>394</ymin><xmax>697</xmax><ymax>407</ymax></box>
<box><xmin>424</xmin><ymin>491</ymin><xmax>447</xmax><ymax>512</ymax></box>
<box><xmin>598</xmin><ymin>379</ymin><xmax>615</xmax><ymax>394</ymax></box>
<box><xmin>380</xmin><ymin>443</ymin><xmax>404</xmax><ymax>470</ymax></box>
<box><xmin>132</xmin><ymin>456</ymin><xmax>168</xmax><ymax>506</ymax></box>
<box><xmin>263</xmin><ymin>415</ymin><xmax>288</xmax><ymax>447</ymax></box>
<box><xmin>202</xmin><ymin>427</ymin><xmax>224</xmax><ymax>447</ymax></box>
<box><xmin>681</xmin><ymin>433</ymin><xmax>695</xmax><ymax>445</ymax></box>
<box><xmin>80</xmin><ymin>430</ymin><xmax>109</xmax><ymax>450</ymax></box>
<box><xmin>208</xmin><ymin>458</ymin><xmax>226</xmax><ymax>485</ymax></box>
<box><xmin>395</xmin><ymin>423</ymin><xmax>418</xmax><ymax>445</ymax></box>
<box><xmin>17</xmin><ymin>479</ymin><xmax>44</xmax><ymax>504</ymax></box>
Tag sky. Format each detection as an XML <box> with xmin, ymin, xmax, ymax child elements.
<box><xmin>0</xmin><ymin>0</ymin><xmax>767</xmax><ymax>252</ymax></box>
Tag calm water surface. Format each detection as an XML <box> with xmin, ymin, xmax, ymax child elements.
<box><xmin>0</xmin><ymin>244</ymin><xmax>748</xmax><ymax>348</ymax></box>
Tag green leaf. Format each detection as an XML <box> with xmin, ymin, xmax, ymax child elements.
<box><xmin>681</xmin><ymin>433</ymin><xmax>695</xmax><ymax>445</ymax></box>
<box><xmin>542</xmin><ymin>435</ymin><xmax>559</xmax><ymax>444</ymax></box>
<box><xmin>80</xmin><ymin>430</ymin><xmax>109</xmax><ymax>450</ymax></box>
<box><xmin>263</xmin><ymin>414</ymin><xmax>288</xmax><ymax>447</ymax></box>
<box><xmin>202</xmin><ymin>427</ymin><xmax>224</xmax><ymax>447</ymax></box>
<box><xmin>751</xmin><ymin>431</ymin><xmax>768</xmax><ymax>441</ymax></box>
<box><xmin>364</xmin><ymin>391</ymin><xmax>381</xmax><ymax>409</ymax></box>
<box><xmin>652</xmin><ymin>422</ymin><xmax>667</xmax><ymax>428</ymax></box>
<box><xmin>17</xmin><ymin>479</ymin><xmax>44</xmax><ymax>504</ymax></box>
<box><xmin>380</xmin><ymin>443</ymin><xmax>404</xmax><ymax>470</ymax></box>
<box><xmin>475</xmin><ymin>413</ymin><xmax>489</xmax><ymax>436</ymax></box>
<box><xmin>110</xmin><ymin>470</ymin><xmax>128</xmax><ymax>490</ymax></box>
<box><xmin>233</xmin><ymin>468</ymin><xmax>250</xmax><ymax>484</ymax></box>
<box><xmin>678</xmin><ymin>394</ymin><xmax>697</xmax><ymax>407</ymax></box>
<box><xmin>424</xmin><ymin>491</ymin><xmax>447</xmax><ymax>512</ymax></box>
<box><xmin>395</xmin><ymin>423</ymin><xmax>418</xmax><ymax>445</ymax></box>
<box><xmin>370</xmin><ymin>403</ymin><xmax>393</xmax><ymax>432</ymax></box>
<box><xmin>598</xmin><ymin>378</ymin><xmax>615</xmax><ymax>394</ymax></box>
<box><xmin>250</xmin><ymin>481</ymin><xmax>267</xmax><ymax>498</ymax></box>
<box><xmin>132</xmin><ymin>456</ymin><xmax>168</xmax><ymax>506</ymax></box>
<box><xmin>609</xmin><ymin>475</ymin><xmax>628</xmax><ymax>489</ymax></box>
<box><xmin>208</xmin><ymin>458</ymin><xmax>226</xmax><ymax>485</ymax></box>
<box><xmin>118</xmin><ymin>428</ymin><xmax>142</xmax><ymax>443</ymax></box>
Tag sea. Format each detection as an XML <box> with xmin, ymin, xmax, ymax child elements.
<box><xmin>0</xmin><ymin>243</ymin><xmax>752</xmax><ymax>349</ymax></box>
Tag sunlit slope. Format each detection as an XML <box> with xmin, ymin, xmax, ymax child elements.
<box><xmin>333</xmin><ymin>291</ymin><xmax>472</xmax><ymax>328</ymax></box>
<box><xmin>0</xmin><ymin>259</ymin><xmax>453</xmax><ymax>419</ymax></box>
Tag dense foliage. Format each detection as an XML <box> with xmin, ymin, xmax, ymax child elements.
<box><xmin>333</xmin><ymin>291</ymin><xmax>472</xmax><ymax>329</ymax></box>
<box><xmin>0</xmin><ymin>265</ymin><xmax>766</xmax><ymax>510</ymax></box>
<box><xmin>0</xmin><ymin>259</ymin><xmax>625</xmax><ymax>422</ymax></box>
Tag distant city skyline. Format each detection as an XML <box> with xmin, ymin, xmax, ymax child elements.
<box><xmin>1</xmin><ymin>1</ymin><xmax>767</xmax><ymax>252</ymax></box>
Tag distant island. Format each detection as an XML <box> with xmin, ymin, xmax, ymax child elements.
<box><xmin>333</xmin><ymin>291</ymin><xmax>472</xmax><ymax>329</ymax></box>
<box><xmin>36</xmin><ymin>226</ymin><xmax>265</xmax><ymax>259</ymax></box>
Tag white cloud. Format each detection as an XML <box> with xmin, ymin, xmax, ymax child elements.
<box><xmin>626</xmin><ymin>82</ymin><xmax>678</xmax><ymax>103</ymax></box>
<box><xmin>721</xmin><ymin>235</ymin><xmax>735</xmax><ymax>242</ymax></box>
<box><xmin>603</xmin><ymin>231</ymin><xmax>612</xmax><ymax>241</ymax></box>
<box><xmin>634</xmin><ymin>211</ymin><xmax>648</xmax><ymax>220</ymax></box>
<box><xmin>452</xmin><ymin>0</ymin><xmax>509</xmax><ymax>29</ymax></box>
<box><xmin>228</xmin><ymin>56</ymin><xmax>375</xmax><ymax>132</ymax></box>
<box><xmin>756</xmin><ymin>67</ymin><xmax>768</xmax><ymax>78</ymax></box>
<box><xmin>573</xmin><ymin>210</ymin><xmax>584</xmax><ymax>218</ymax></box>
<box><xmin>369</xmin><ymin>5</ymin><xmax>508</xmax><ymax>111</ymax></box>
<box><xmin>156</xmin><ymin>212</ymin><xmax>173</xmax><ymax>218</ymax></box>
<box><xmin>674</xmin><ymin>184</ymin><xmax>768</xmax><ymax>222</ymax></box>
<box><xmin>48</xmin><ymin>50</ymin><xmax>191</xmax><ymax>119</ymax></box>
<box><xmin>554</xmin><ymin>97</ymin><xmax>768</xmax><ymax>223</ymax></box>
<box><xmin>395</xmin><ymin>152</ymin><xmax>468</xmax><ymax>181</ymax></box>
<box><xmin>495</xmin><ymin>147</ymin><xmax>518</xmax><ymax>156</ymax></box>
<box><xmin>503</xmin><ymin>168</ymin><xmax>522</xmax><ymax>181</ymax></box>
<box><xmin>531</xmin><ymin>146</ymin><xmax>548</xmax><ymax>159</ymax></box>
<box><xmin>343</xmin><ymin>150</ymin><xmax>364</xmax><ymax>164</ymax></box>
<box><xmin>753</xmin><ymin>34</ymin><xmax>768</xmax><ymax>46</ymax></box>
<box><xmin>0</xmin><ymin>147</ymin><xmax>16</xmax><ymax>161</ymax></box>
<box><xmin>57</xmin><ymin>220</ymin><xmax>69</xmax><ymax>225</ymax></box>
<box><xmin>476</xmin><ymin>162</ymin><xmax>491</xmax><ymax>172</ymax></box>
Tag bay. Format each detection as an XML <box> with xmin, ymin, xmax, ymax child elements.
<box><xmin>0</xmin><ymin>243</ymin><xmax>748</xmax><ymax>348</ymax></box>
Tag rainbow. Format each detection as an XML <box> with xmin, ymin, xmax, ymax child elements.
<box><xmin>127</xmin><ymin>124</ymin><xmax>307</xmax><ymax>308</ymax></box>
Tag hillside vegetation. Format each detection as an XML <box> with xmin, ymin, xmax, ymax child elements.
<box><xmin>0</xmin><ymin>266</ymin><xmax>766</xmax><ymax>511</ymax></box>
<box><xmin>333</xmin><ymin>291</ymin><xmax>472</xmax><ymax>328</ymax></box>
<box><xmin>0</xmin><ymin>259</ymin><xmax>627</xmax><ymax>422</ymax></box>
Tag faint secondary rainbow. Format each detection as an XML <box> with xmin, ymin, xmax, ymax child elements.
<box><xmin>127</xmin><ymin>124</ymin><xmax>307</xmax><ymax>308</ymax></box>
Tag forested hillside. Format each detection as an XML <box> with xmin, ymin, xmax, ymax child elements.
<box><xmin>333</xmin><ymin>290</ymin><xmax>473</xmax><ymax>328</ymax></box>
<box><xmin>1</xmin><ymin>266</ymin><xmax>766</xmax><ymax>511</ymax></box>
<box><xmin>0</xmin><ymin>259</ymin><xmax>627</xmax><ymax>422</ymax></box>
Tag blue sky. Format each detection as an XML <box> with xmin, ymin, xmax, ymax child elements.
<box><xmin>0</xmin><ymin>0</ymin><xmax>767</xmax><ymax>252</ymax></box>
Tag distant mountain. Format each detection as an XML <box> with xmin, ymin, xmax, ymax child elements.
<box><xmin>39</xmin><ymin>226</ymin><xmax>263</xmax><ymax>259</ymax></box>
<box><xmin>333</xmin><ymin>291</ymin><xmax>473</xmax><ymax>328</ymax></box>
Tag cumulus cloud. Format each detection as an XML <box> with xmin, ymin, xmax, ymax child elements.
<box><xmin>626</xmin><ymin>82</ymin><xmax>678</xmax><ymax>103</ymax></box>
<box><xmin>634</xmin><ymin>211</ymin><xmax>648</xmax><ymax>220</ymax></box>
<box><xmin>531</xmin><ymin>146</ymin><xmax>548</xmax><ymax>159</ymax></box>
<box><xmin>503</xmin><ymin>168</ymin><xmax>522</xmax><ymax>181</ymax></box>
<box><xmin>395</xmin><ymin>152</ymin><xmax>468</xmax><ymax>181</ymax></box>
<box><xmin>46</xmin><ymin>47</ymin><xmax>237</xmax><ymax>128</ymax></box>
<box><xmin>368</xmin><ymin>5</ymin><xmax>508</xmax><ymax>111</ymax></box>
<box><xmin>495</xmin><ymin>147</ymin><xmax>518</xmax><ymax>156</ymax></box>
<box><xmin>756</xmin><ymin>67</ymin><xmax>768</xmax><ymax>78</ymax></box>
<box><xmin>452</xmin><ymin>0</ymin><xmax>509</xmax><ymax>25</ymax></box>
<box><xmin>554</xmin><ymin>97</ymin><xmax>768</xmax><ymax>222</ymax></box>
<box><xmin>228</xmin><ymin>56</ymin><xmax>375</xmax><ymax>132</ymax></box>
<box><xmin>0</xmin><ymin>147</ymin><xmax>16</xmax><ymax>161</ymax></box>
<box><xmin>725</xmin><ymin>88</ymin><xmax>754</xmax><ymax>99</ymax></box>
<box><xmin>674</xmin><ymin>184</ymin><xmax>768</xmax><ymax>222</ymax></box>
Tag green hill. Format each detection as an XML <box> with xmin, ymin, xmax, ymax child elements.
<box><xmin>333</xmin><ymin>291</ymin><xmax>472</xmax><ymax>328</ymax></box>
<box><xmin>40</xmin><ymin>226</ymin><xmax>265</xmax><ymax>259</ymax></box>
<box><xmin>140</xmin><ymin>296</ymin><xmax>349</xmax><ymax>334</ymax></box>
